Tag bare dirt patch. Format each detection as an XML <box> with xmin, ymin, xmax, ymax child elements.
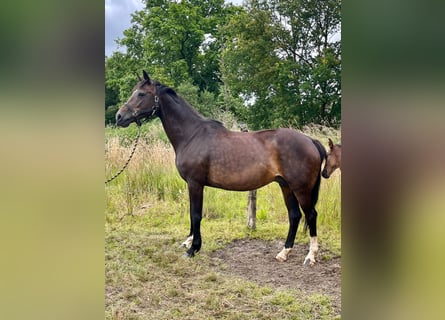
<box><xmin>210</xmin><ymin>239</ymin><xmax>341</xmax><ymax>314</ymax></box>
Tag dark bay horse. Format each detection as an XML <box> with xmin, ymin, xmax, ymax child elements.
<box><xmin>322</xmin><ymin>138</ymin><xmax>341</xmax><ymax>178</ymax></box>
<box><xmin>116</xmin><ymin>71</ymin><xmax>327</xmax><ymax>265</ymax></box>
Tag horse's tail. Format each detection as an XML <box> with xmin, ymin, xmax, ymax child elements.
<box><xmin>310</xmin><ymin>139</ymin><xmax>326</xmax><ymax>206</ymax></box>
<box><xmin>303</xmin><ymin>139</ymin><xmax>327</xmax><ymax>233</ymax></box>
<box><xmin>311</xmin><ymin>139</ymin><xmax>327</xmax><ymax>165</ymax></box>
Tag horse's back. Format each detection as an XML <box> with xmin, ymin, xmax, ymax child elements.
<box><xmin>221</xmin><ymin>127</ymin><xmax>321</xmax><ymax>169</ymax></box>
<box><xmin>254</xmin><ymin>128</ymin><xmax>321</xmax><ymax>161</ymax></box>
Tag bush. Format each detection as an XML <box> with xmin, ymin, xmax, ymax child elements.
<box><xmin>105</xmin><ymin>105</ymin><xmax>119</xmax><ymax>125</ymax></box>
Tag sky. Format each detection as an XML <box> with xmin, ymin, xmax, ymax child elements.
<box><xmin>105</xmin><ymin>0</ymin><xmax>144</xmax><ymax>57</ymax></box>
<box><xmin>105</xmin><ymin>0</ymin><xmax>244</xmax><ymax>57</ymax></box>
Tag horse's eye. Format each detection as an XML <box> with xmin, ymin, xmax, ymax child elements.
<box><xmin>138</xmin><ymin>92</ymin><xmax>146</xmax><ymax>97</ymax></box>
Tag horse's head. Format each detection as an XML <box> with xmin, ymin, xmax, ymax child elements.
<box><xmin>322</xmin><ymin>138</ymin><xmax>341</xmax><ymax>178</ymax></box>
<box><xmin>115</xmin><ymin>70</ymin><xmax>159</xmax><ymax>127</ymax></box>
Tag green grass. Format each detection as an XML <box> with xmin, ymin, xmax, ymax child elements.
<box><xmin>105</xmin><ymin>122</ymin><xmax>341</xmax><ymax>319</ymax></box>
<box><xmin>105</xmin><ymin>229</ymin><xmax>340</xmax><ymax>320</ymax></box>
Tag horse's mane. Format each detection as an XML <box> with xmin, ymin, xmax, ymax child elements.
<box><xmin>154</xmin><ymin>80</ymin><xmax>225</xmax><ymax>128</ymax></box>
<box><xmin>153</xmin><ymin>80</ymin><xmax>177</xmax><ymax>97</ymax></box>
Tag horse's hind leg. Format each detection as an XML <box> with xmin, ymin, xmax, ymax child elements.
<box><xmin>299</xmin><ymin>194</ymin><xmax>319</xmax><ymax>266</ymax></box>
<box><xmin>276</xmin><ymin>184</ymin><xmax>302</xmax><ymax>262</ymax></box>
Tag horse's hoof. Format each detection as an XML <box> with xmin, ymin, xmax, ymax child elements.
<box><xmin>180</xmin><ymin>236</ymin><xmax>193</xmax><ymax>249</ymax></box>
<box><xmin>303</xmin><ymin>257</ymin><xmax>316</xmax><ymax>266</ymax></box>
<box><xmin>275</xmin><ymin>254</ymin><xmax>287</xmax><ymax>262</ymax></box>
<box><xmin>275</xmin><ymin>248</ymin><xmax>291</xmax><ymax>262</ymax></box>
<box><xmin>184</xmin><ymin>249</ymin><xmax>195</xmax><ymax>258</ymax></box>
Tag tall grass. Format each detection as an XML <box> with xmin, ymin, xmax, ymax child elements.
<box><xmin>105</xmin><ymin>122</ymin><xmax>341</xmax><ymax>319</ymax></box>
<box><xmin>105</xmin><ymin>122</ymin><xmax>341</xmax><ymax>253</ymax></box>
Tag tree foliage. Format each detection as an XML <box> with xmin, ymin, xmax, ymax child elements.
<box><xmin>105</xmin><ymin>0</ymin><xmax>341</xmax><ymax>129</ymax></box>
<box><xmin>221</xmin><ymin>0</ymin><xmax>341</xmax><ymax>128</ymax></box>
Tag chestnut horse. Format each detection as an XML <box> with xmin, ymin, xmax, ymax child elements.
<box><xmin>322</xmin><ymin>138</ymin><xmax>341</xmax><ymax>178</ymax></box>
<box><xmin>115</xmin><ymin>71</ymin><xmax>327</xmax><ymax>265</ymax></box>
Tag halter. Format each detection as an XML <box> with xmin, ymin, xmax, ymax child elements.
<box><xmin>151</xmin><ymin>95</ymin><xmax>159</xmax><ymax>117</ymax></box>
<box><xmin>125</xmin><ymin>95</ymin><xmax>159</xmax><ymax>127</ymax></box>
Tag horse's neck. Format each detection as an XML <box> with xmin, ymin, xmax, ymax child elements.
<box><xmin>158</xmin><ymin>95</ymin><xmax>204</xmax><ymax>151</ymax></box>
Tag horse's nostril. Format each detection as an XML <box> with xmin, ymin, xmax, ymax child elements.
<box><xmin>116</xmin><ymin>113</ymin><xmax>122</xmax><ymax>121</ymax></box>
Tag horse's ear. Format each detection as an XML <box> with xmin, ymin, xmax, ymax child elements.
<box><xmin>136</xmin><ymin>72</ymin><xmax>142</xmax><ymax>81</ymax></box>
<box><xmin>328</xmin><ymin>138</ymin><xmax>334</xmax><ymax>149</ymax></box>
<box><xmin>142</xmin><ymin>70</ymin><xmax>151</xmax><ymax>83</ymax></box>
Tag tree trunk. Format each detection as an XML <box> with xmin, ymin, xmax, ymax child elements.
<box><xmin>247</xmin><ymin>189</ymin><xmax>257</xmax><ymax>229</ymax></box>
<box><xmin>240</xmin><ymin>124</ymin><xmax>257</xmax><ymax>229</ymax></box>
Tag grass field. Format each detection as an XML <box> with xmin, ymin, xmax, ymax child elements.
<box><xmin>105</xmin><ymin>121</ymin><xmax>341</xmax><ymax>319</ymax></box>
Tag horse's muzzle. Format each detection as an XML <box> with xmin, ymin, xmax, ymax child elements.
<box><xmin>115</xmin><ymin>110</ymin><xmax>131</xmax><ymax>127</ymax></box>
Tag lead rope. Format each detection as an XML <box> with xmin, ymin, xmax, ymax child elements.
<box><xmin>105</xmin><ymin>125</ymin><xmax>141</xmax><ymax>184</ymax></box>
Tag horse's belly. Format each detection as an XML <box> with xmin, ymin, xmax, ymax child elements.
<box><xmin>207</xmin><ymin>164</ymin><xmax>276</xmax><ymax>191</ymax></box>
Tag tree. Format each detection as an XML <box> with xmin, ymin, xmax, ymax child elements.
<box><xmin>220</xmin><ymin>4</ymin><xmax>280</xmax><ymax>128</ymax></box>
<box><xmin>116</xmin><ymin>0</ymin><xmax>231</xmax><ymax>92</ymax></box>
<box><xmin>220</xmin><ymin>0</ymin><xmax>341</xmax><ymax>129</ymax></box>
<box><xmin>105</xmin><ymin>0</ymin><xmax>341</xmax><ymax>129</ymax></box>
<box><xmin>105</xmin><ymin>1</ymin><xmax>239</xmax><ymax>118</ymax></box>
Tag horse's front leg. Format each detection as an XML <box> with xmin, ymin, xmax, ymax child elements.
<box><xmin>185</xmin><ymin>181</ymin><xmax>203</xmax><ymax>257</ymax></box>
<box><xmin>180</xmin><ymin>235</ymin><xmax>193</xmax><ymax>249</ymax></box>
<box><xmin>180</xmin><ymin>219</ymin><xmax>193</xmax><ymax>248</ymax></box>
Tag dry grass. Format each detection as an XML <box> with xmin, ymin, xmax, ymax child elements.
<box><xmin>105</xmin><ymin>231</ymin><xmax>340</xmax><ymax>320</ymax></box>
<box><xmin>301</xmin><ymin>123</ymin><xmax>341</xmax><ymax>144</ymax></box>
<box><xmin>105</xmin><ymin>122</ymin><xmax>341</xmax><ymax>319</ymax></box>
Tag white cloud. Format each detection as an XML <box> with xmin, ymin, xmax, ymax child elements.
<box><xmin>105</xmin><ymin>0</ymin><xmax>144</xmax><ymax>56</ymax></box>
